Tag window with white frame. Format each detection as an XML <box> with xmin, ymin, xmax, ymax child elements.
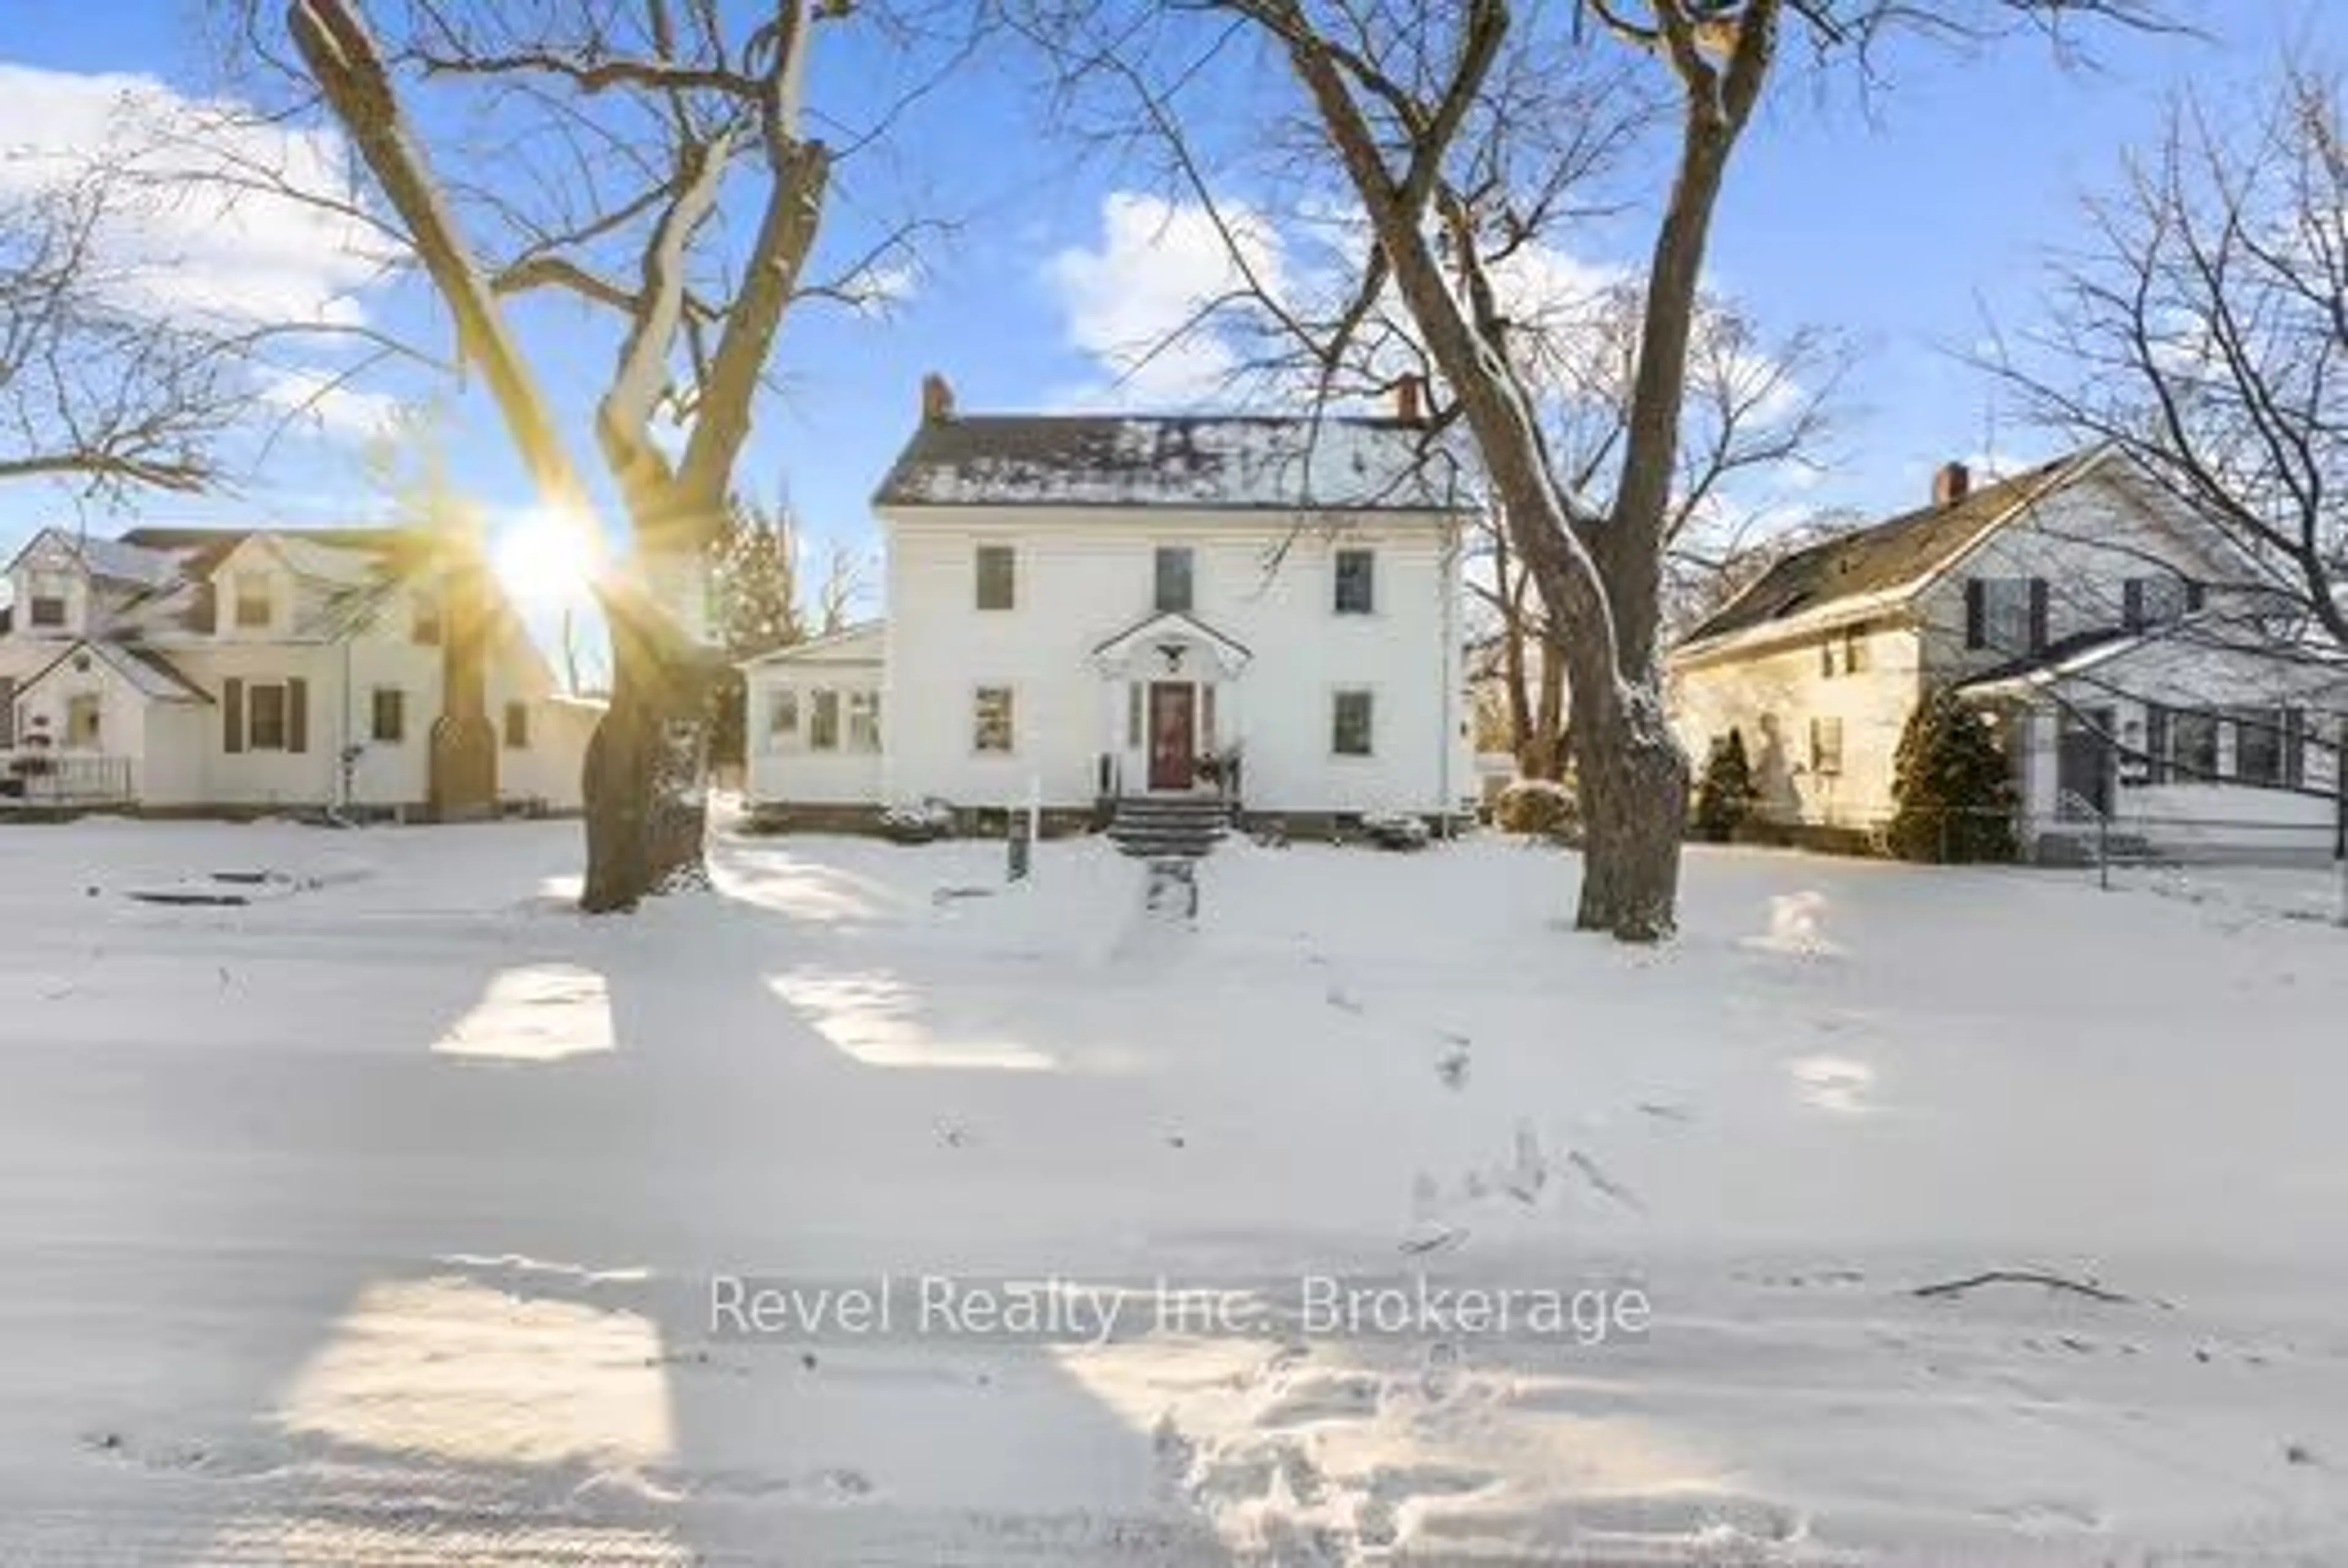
<box><xmin>2124</xmin><ymin>575</ymin><xmax>2192</xmax><ymax>631</ymax></box>
<box><xmin>233</xmin><ymin>571</ymin><xmax>273</xmax><ymax>630</ymax></box>
<box><xmin>1331</xmin><ymin>688</ymin><xmax>1374</xmax><ymax>756</ymax></box>
<box><xmin>767</xmin><ymin>687</ymin><xmax>799</xmax><ymax>746</ymax></box>
<box><xmin>248</xmin><ymin>682</ymin><xmax>290</xmax><ymax>750</ymax></box>
<box><xmin>1967</xmin><ymin>577</ymin><xmax>2035</xmax><ymax>652</ymax></box>
<box><xmin>847</xmin><ymin>690</ymin><xmax>882</xmax><ymax>752</ymax></box>
<box><xmin>26</xmin><ymin>572</ymin><xmax>68</xmax><ymax>628</ymax></box>
<box><xmin>1809</xmin><ymin>715</ymin><xmax>1844</xmax><ymax>776</ymax></box>
<box><xmin>1333</xmin><ymin>548</ymin><xmax>1375</xmax><ymax>614</ymax></box>
<box><xmin>371</xmin><ymin>687</ymin><xmax>405</xmax><ymax>744</ymax></box>
<box><xmin>809</xmin><ymin>689</ymin><xmax>841</xmax><ymax>751</ymax></box>
<box><xmin>502</xmin><ymin>701</ymin><xmax>530</xmax><ymax>750</ymax></box>
<box><xmin>2229</xmin><ymin>707</ymin><xmax>2303</xmax><ymax>788</ymax></box>
<box><xmin>2153</xmin><ymin>707</ymin><xmax>2218</xmax><ymax>781</ymax></box>
<box><xmin>975</xmin><ymin>545</ymin><xmax>1016</xmax><ymax>611</ymax></box>
<box><xmin>973</xmin><ymin>686</ymin><xmax>1014</xmax><ymax>753</ymax></box>
<box><xmin>1154</xmin><ymin>546</ymin><xmax>1194</xmax><ymax>614</ymax></box>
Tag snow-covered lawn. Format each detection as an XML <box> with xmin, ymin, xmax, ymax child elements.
<box><xmin>1</xmin><ymin>819</ymin><xmax>2343</xmax><ymax>1564</ymax></box>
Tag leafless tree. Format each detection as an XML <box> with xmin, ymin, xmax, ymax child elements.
<box><xmin>1993</xmin><ymin>60</ymin><xmax>2348</xmax><ymax>650</ymax></box>
<box><xmin>0</xmin><ymin>173</ymin><xmax>249</xmax><ymax>500</ymax></box>
<box><xmin>1477</xmin><ymin>283</ymin><xmax>1844</xmax><ymax>777</ymax></box>
<box><xmin>256</xmin><ymin>0</ymin><xmax>975</xmax><ymax>911</ymax></box>
<box><xmin>1022</xmin><ymin>0</ymin><xmax>2165</xmax><ymax>939</ymax></box>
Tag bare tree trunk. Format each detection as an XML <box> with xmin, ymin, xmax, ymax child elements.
<box><xmin>289</xmin><ymin>0</ymin><xmax>841</xmax><ymax>915</ymax></box>
<box><xmin>1493</xmin><ymin>524</ymin><xmax>1538</xmax><ymax>772</ymax></box>
<box><xmin>582</xmin><ymin>575</ymin><xmax>710</xmax><ymax>909</ymax></box>
<box><xmin>1567</xmin><ymin>667</ymin><xmax>1684</xmax><ymax>940</ymax></box>
<box><xmin>1533</xmin><ymin>633</ymin><xmax>1567</xmax><ymax>780</ymax></box>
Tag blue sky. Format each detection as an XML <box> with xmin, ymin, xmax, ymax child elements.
<box><xmin>1</xmin><ymin>0</ymin><xmax>2339</xmax><ymax>642</ymax></box>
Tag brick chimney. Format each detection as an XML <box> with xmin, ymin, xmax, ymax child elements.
<box><xmin>920</xmin><ymin>371</ymin><xmax>956</xmax><ymax>425</ymax></box>
<box><xmin>1933</xmin><ymin>460</ymin><xmax>1971</xmax><ymax>507</ymax></box>
<box><xmin>1395</xmin><ymin>374</ymin><xmax>1425</xmax><ymax>425</ymax></box>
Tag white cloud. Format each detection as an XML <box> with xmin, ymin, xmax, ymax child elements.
<box><xmin>1044</xmin><ymin>191</ymin><xmax>1286</xmax><ymax>405</ymax></box>
<box><xmin>0</xmin><ymin>61</ymin><xmax>394</xmax><ymax>329</ymax></box>
<box><xmin>259</xmin><ymin>367</ymin><xmax>403</xmax><ymax>441</ymax></box>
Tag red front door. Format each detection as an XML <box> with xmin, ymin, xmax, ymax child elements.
<box><xmin>1148</xmin><ymin>682</ymin><xmax>1196</xmax><ymax>791</ymax></box>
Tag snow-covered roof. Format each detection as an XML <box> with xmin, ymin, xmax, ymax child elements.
<box><xmin>270</xmin><ymin>534</ymin><xmax>387</xmax><ymax>587</ymax></box>
<box><xmin>16</xmin><ymin>639</ymin><xmax>210</xmax><ymax>705</ymax></box>
<box><xmin>72</xmin><ymin>534</ymin><xmax>186</xmax><ymax>589</ymax></box>
<box><xmin>873</xmin><ymin>414</ymin><xmax>1474</xmax><ymax>514</ymax></box>
<box><xmin>2</xmin><ymin>528</ymin><xmax>184</xmax><ymax>588</ymax></box>
<box><xmin>739</xmin><ymin>620</ymin><xmax>885</xmax><ymax>669</ymax></box>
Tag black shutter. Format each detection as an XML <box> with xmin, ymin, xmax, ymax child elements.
<box><xmin>2027</xmin><ymin>578</ymin><xmax>2050</xmax><ymax>653</ymax></box>
<box><xmin>0</xmin><ymin>675</ymin><xmax>13</xmax><ymax>748</ymax></box>
<box><xmin>2185</xmin><ymin>578</ymin><xmax>2206</xmax><ymax>613</ymax></box>
<box><xmin>2144</xmin><ymin>704</ymin><xmax>2168</xmax><ymax>784</ymax></box>
<box><xmin>287</xmin><ymin>677</ymin><xmax>309</xmax><ymax>754</ymax></box>
<box><xmin>2122</xmin><ymin>578</ymin><xmax>2144</xmax><ymax>631</ymax></box>
<box><xmin>222</xmin><ymin>678</ymin><xmax>244</xmax><ymax>754</ymax></box>
<box><xmin>2283</xmin><ymin>709</ymin><xmax>2307</xmax><ymax>789</ymax></box>
<box><xmin>1963</xmin><ymin>579</ymin><xmax>1986</xmax><ymax>649</ymax></box>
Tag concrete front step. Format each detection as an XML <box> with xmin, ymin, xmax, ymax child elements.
<box><xmin>1107</xmin><ymin>795</ymin><xmax>1231</xmax><ymax>859</ymax></box>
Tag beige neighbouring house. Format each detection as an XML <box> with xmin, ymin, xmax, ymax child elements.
<box><xmin>0</xmin><ymin>525</ymin><xmax>600</xmax><ymax>816</ymax></box>
<box><xmin>1668</xmin><ymin>447</ymin><xmax>2348</xmax><ymax>862</ymax></box>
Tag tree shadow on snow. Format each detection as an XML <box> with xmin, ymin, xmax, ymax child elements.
<box><xmin>0</xmin><ymin>825</ymin><xmax>1241</xmax><ymax>1565</ymax></box>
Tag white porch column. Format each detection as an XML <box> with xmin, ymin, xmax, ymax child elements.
<box><xmin>2022</xmin><ymin>708</ymin><xmax>2061</xmax><ymax>832</ymax></box>
<box><xmin>1100</xmin><ymin>673</ymin><xmax>1125</xmax><ymax>795</ymax></box>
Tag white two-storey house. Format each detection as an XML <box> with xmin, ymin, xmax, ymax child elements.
<box><xmin>1670</xmin><ymin>447</ymin><xmax>2348</xmax><ymax>861</ymax></box>
<box><xmin>744</xmin><ymin>380</ymin><xmax>1477</xmax><ymax>830</ymax></box>
<box><xmin>0</xmin><ymin>525</ymin><xmax>599</xmax><ymax>815</ymax></box>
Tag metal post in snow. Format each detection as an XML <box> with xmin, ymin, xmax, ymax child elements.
<box><xmin>1006</xmin><ymin>775</ymin><xmax>1039</xmax><ymax>884</ymax></box>
<box><xmin>2333</xmin><ymin>743</ymin><xmax>2346</xmax><ymax>928</ymax></box>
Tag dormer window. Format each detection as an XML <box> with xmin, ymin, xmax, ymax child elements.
<box><xmin>26</xmin><ymin>572</ymin><xmax>68</xmax><ymax>628</ymax></box>
<box><xmin>233</xmin><ymin>571</ymin><xmax>273</xmax><ymax>630</ymax></box>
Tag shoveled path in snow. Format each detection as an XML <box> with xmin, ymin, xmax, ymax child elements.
<box><xmin>0</xmin><ymin>819</ymin><xmax>2342</xmax><ymax>1564</ymax></box>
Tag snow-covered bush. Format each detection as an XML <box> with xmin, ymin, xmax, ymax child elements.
<box><xmin>1359</xmin><ymin>811</ymin><xmax>1432</xmax><ymax>851</ymax></box>
<box><xmin>1495</xmin><ymin>777</ymin><xmax>1579</xmax><ymax>843</ymax></box>
<box><xmin>880</xmin><ymin>798</ymin><xmax>956</xmax><ymax>844</ymax></box>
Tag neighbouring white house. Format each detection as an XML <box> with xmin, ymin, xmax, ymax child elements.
<box><xmin>744</xmin><ymin>378</ymin><xmax>1479</xmax><ymax>830</ymax></box>
<box><xmin>1669</xmin><ymin>446</ymin><xmax>2348</xmax><ymax>861</ymax></box>
<box><xmin>0</xmin><ymin>525</ymin><xmax>600</xmax><ymax>815</ymax></box>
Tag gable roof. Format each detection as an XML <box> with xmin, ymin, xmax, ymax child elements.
<box><xmin>15</xmin><ymin>639</ymin><xmax>210</xmax><ymax>705</ymax></box>
<box><xmin>2</xmin><ymin>526</ymin><xmax>183</xmax><ymax>588</ymax></box>
<box><xmin>873</xmin><ymin>414</ymin><xmax>1472</xmax><ymax>514</ymax></box>
<box><xmin>1091</xmin><ymin>608</ymin><xmax>1254</xmax><ymax>672</ymax></box>
<box><xmin>1680</xmin><ymin>450</ymin><xmax>2100</xmax><ymax>650</ymax></box>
